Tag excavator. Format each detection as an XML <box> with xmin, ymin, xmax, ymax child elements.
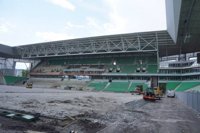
<box><xmin>131</xmin><ymin>77</ymin><xmax>163</xmax><ymax>101</ymax></box>
<box><xmin>26</xmin><ymin>80</ymin><xmax>33</xmax><ymax>89</ymax></box>
<box><xmin>131</xmin><ymin>85</ymin><xmax>144</xmax><ymax>95</ymax></box>
<box><xmin>143</xmin><ymin>76</ymin><xmax>163</xmax><ymax>101</ymax></box>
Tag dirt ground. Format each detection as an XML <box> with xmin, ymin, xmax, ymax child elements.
<box><xmin>0</xmin><ymin>85</ymin><xmax>200</xmax><ymax>133</ymax></box>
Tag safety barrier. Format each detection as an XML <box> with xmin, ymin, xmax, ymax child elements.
<box><xmin>176</xmin><ymin>91</ymin><xmax>200</xmax><ymax>113</ymax></box>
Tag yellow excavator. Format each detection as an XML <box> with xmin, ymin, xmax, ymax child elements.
<box><xmin>154</xmin><ymin>87</ymin><xmax>163</xmax><ymax>98</ymax></box>
<box><xmin>143</xmin><ymin>76</ymin><xmax>163</xmax><ymax>101</ymax></box>
<box><xmin>26</xmin><ymin>80</ymin><xmax>33</xmax><ymax>89</ymax></box>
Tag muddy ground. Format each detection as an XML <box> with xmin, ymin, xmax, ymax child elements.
<box><xmin>0</xmin><ymin>85</ymin><xmax>200</xmax><ymax>133</ymax></box>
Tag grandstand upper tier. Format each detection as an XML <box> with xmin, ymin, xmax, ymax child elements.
<box><xmin>30</xmin><ymin>52</ymin><xmax>158</xmax><ymax>77</ymax></box>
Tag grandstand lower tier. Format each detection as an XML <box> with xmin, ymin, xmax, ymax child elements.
<box><xmin>88</xmin><ymin>80</ymin><xmax>200</xmax><ymax>93</ymax></box>
<box><xmin>2</xmin><ymin>74</ymin><xmax>200</xmax><ymax>93</ymax></box>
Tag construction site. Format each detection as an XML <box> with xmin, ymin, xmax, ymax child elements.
<box><xmin>0</xmin><ymin>0</ymin><xmax>200</xmax><ymax>132</ymax></box>
<box><xmin>0</xmin><ymin>81</ymin><xmax>200</xmax><ymax>133</ymax></box>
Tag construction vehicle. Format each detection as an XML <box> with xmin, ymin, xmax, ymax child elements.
<box><xmin>143</xmin><ymin>76</ymin><xmax>162</xmax><ymax>101</ymax></box>
<box><xmin>26</xmin><ymin>82</ymin><xmax>32</xmax><ymax>88</ymax></box>
<box><xmin>26</xmin><ymin>81</ymin><xmax>33</xmax><ymax>89</ymax></box>
<box><xmin>143</xmin><ymin>87</ymin><xmax>157</xmax><ymax>101</ymax></box>
<box><xmin>131</xmin><ymin>85</ymin><xmax>144</xmax><ymax>95</ymax></box>
<box><xmin>154</xmin><ymin>87</ymin><xmax>163</xmax><ymax>99</ymax></box>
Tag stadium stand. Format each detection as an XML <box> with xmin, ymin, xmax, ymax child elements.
<box><xmin>147</xmin><ymin>64</ymin><xmax>158</xmax><ymax>73</ymax></box>
<box><xmin>166</xmin><ymin>81</ymin><xmax>181</xmax><ymax>90</ymax></box>
<box><xmin>128</xmin><ymin>82</ymin><xmax>147</xmax><ymax>92</ymax></box>
<box><xmin>88</xmin><ymin>80</ymin><xmax>148</xmax><ymax>93</ymax></box>
<box><xmin>103</xmin><ymin>81</ymin><xmax>130</xmax><ymax>92</ymax></box>
<box><xmin>88</xmin><ymin>81</ymin><xmax>108</xmax><ymax>91</ymax></box>
<box><xmin>89</xmin><ymin>80</ymin><xmax>200</xmax><ymax>93</ymax></box>
<box><xmin>29</xmin><ymin>53</ymin><xmax>200</xmax><ymax>93</ymax></box>
<box><xmin>119</xmin><ymin>65</ymin><xmax>137</xmax><ymax>73</ymax></box>
<box><xmin>30</xmin><ymin>53</ymin><xmax>158</xmax><ymax>77</ymax></box>
<box><xmin>175</xmin><ymin>81</ymin><xmax>200</xmax><ymax>92</ymax></box>
<box><xmin>187</xmin><ymin>85</ymin><xmax>200</xmax><ymax>92</ymax></box>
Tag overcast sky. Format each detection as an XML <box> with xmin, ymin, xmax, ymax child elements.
<box><xmin>0</xmin><ymin>0</ymin><xmax>166</xmax><ymax>46</ymax></box>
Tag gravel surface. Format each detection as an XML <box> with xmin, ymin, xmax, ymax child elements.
<box><xmin>0</xmin><ymin>85</ymin><xmax>200</xmax><ymax>133</ymax></box>
<box><xmin>0</xmin><ymin>85</ymin><xmax>140</xmax><ymax>118</ymax></box>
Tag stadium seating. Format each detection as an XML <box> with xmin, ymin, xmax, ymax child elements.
<box><xmin>175</xmin><ymin>81</ymin><xmax>200</xmax><ymax>91</ymax></box>
<box><xmin>89</xmin><ymin>81</ymin><xmax>131</xmax><ymax>92</ymax></box>
<box><xmin>89</xmin><ymin>81</ymin><xmax>149</xmax><ymax>93</ymax></box>
<box><xmin>128</xmin><ymin>82</ymin><xmax>147</xmax><ymax>92</ymax></box>
<box><xmin>31</xmin><ymin>54</ymin><xmax>158</xmax><ymax>76</ymax></box>
<box><xmin>119</xmin><ymin>65</ymin><xmax>137</xmax><ymax>73</ymax></box>
<box><xmin>187</xmin><ymin>85</ymin><xmax>200</xmax><ymax>92</ymax></box>
<box><xmin>115</xmin><ymin>57</ymin><xmax>134</xmax><ymax>64</ymax></box>
<box><xmin>104</xmin><ymin>81</ymin><xmax>130</xmax><ymax>92</ymax></box>
<box><xmin>79</xmin><ymin>58</ymin><xmax>100</xmax><ymax>64</ymax></box>
<box><xmin>48</xmin><ymin>59</ymin><xmax>64</xmax><ymax>65</ymax></box>
<box><xmin>166</xmin><ymin>81</ymin><xmax>181</xmax><ymax>90</ymax></box>
<box><xmin>67</xmin><ymin>59</ymin><xmax>79</xmax><ymax>65</ymax></box>
<box><xmin>147</xmin><ymin>64</ymin><xmax>158</xmax><ymax>73</ymax></box>
<box><xmin>99</xmin><ymin>58</ymin><xmax>113</xmax><ymax>64</ymax></box>
<box><xmin>88</xmin><ymin>81</ymin><xmax>108</xmax><ymax>91</ymax></box>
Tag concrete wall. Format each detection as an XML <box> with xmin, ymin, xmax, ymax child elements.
<box><xmin>165</xmin><ymin>0</ymin><xmax>182</xmax><ymax>43</ymax></box>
